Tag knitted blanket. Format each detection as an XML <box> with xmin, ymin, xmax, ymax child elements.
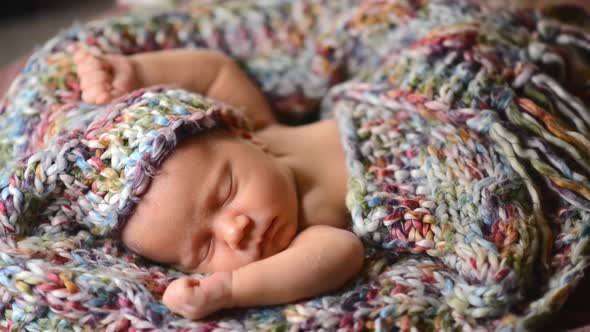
<box><xmin>2</xmin><ymin>0</ymin><xmax>590</xmax><ymax>330</ymax></box>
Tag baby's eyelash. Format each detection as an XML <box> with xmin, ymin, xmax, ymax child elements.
<box><xmin>204</xmin><ymin>237</ymin><xmax>214</xmax><ymax>262</ymax></box>
<box><xmin>197</xmin><ymin>236</ymin><xmax>213</xmax><ymax>265</ymax></box>
<box><xmin>223</xmin><ymin>175</ymin><xmax>233</xmax><ymax>205</ymax></box>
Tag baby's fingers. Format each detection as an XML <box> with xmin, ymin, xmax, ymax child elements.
<box><xmin>77</xmin><ymin>56</ymin><xmax>110</xmax><ymax>74</ymax></box>
<box><xmin>111</xmin><ymin>76</ymin><xmax>134</xmax><ymax>98</ymax></box>
<box><xmin>82</xmin><ymin>84</ymin><xmax>112</xmax><ymax>105</ymax></box>
<box><xmin>73</xmin><ymin>48</ymin><xmax>92</xmax><ymax>64</ymax></box>
<box><xmin>163</xmin><ymin>278</ymin><xmax>202</xmax><ymax>309</ymax></box>
<box><xmin>106</xmin><ymin>55</ymin><xmax>137</xmax><ymax>96</ymax></box>
<box><xmin>79</xmin><ymin>70</ymin><xmax>112</xmax><ymax>90</ymax></box>
<box><xmin>173</xmin><ymin>277</ymin><xmax>201</xmax><ymax>290</ymax></box>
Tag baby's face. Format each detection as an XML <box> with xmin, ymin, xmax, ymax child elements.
<box><xmin>122</xmin><ymin>130</ymin><xmax>299</xmax><ymax>273</ymax></box>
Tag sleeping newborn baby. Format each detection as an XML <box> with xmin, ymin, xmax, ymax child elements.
<box><xmin>73</xmin><ymin>48</ymin><xmax>364</xmax><ymax>320</ymax></box>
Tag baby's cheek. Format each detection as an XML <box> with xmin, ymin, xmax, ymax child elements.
<box><xmin>120</xmin><ymin>226</ymin><xmax>144</xmax><ymax>254</ymax></box>
<box><xmin>121</xmin><ymin>224</ymin><xmax>181</xmax><ymax>266</ymax></box>
<box><xmin>278</xmin><ymin>222</ymin><xmax>298</xmax><ymax>253</ymax></box>
<box><xmin>209</xmin><ymin>247</ymin><xmax>258</xmax><ymax>272</ymax></box>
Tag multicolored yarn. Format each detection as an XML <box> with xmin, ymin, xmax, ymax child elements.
<box><xmin>329</xmin><ymin>1</ymin><xmax>590</xmax><ymax>329</ymax></box>
<box><xmin>1</xmin><ymin>0</ymin><xmax>590</xmax><ymax>331</ymax></box>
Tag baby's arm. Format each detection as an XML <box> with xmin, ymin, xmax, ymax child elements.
<box><xmin>232</xmin><ymin>225</ymin><xmax>364</xmax><ymax>306</ymax></box>
<box><xmin>130</xmin><ymin>50</ymin><xmax>275</xmax><ymax>129</ymax></box>
<box><xmin>163</xmin><ymin>225</ymin><xmax>364</xmax><ymax>320</ymax></box>
<box><xmin>74</xmin><ymin>49</ymin><xmax>275</xmax><ymax>130</ymax></box>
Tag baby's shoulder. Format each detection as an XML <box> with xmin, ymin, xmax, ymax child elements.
<box><xmin>299</xmin><ymin>212</ymin><xmax>351</xmax><ymax>232</ymax></box>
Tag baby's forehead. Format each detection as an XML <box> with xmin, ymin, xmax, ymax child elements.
<box><xmin>128</xmin><ymin>128</ymin><xmax>243</xmax><ymax>218</ymax></box>
<box><xmin>180</xmin><ymin>129</ymin><xmax>238</xmax><ymax>151</ymax></box>
<box><xmin>146</xmin><ymin>130</ymin><xmax>239</xmax><ymax>194</ymax></box>
<box><xmin>123</xmin><ymin>136</ymin><xmax>224</xmax><ymax>239</ymax></box>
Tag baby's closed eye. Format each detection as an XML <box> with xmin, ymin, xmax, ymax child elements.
<box><xmin>201</xmin><ymin>236</ymin><xmax>214</xmax><ymax>265</ymax></box>
<box><xmin>221</xmin><ymin>172</ymin><xmax>233</xmax><ymax>206</ymax></box>
<box><xmin>216</xmin><ymin>161</ymin><xmax>235</xmax><ymax>208</ymax></box>
<box><xmin>176</xmin><ymin>233</ymin><xmax>213</xmax><ymax>272</ymax></box>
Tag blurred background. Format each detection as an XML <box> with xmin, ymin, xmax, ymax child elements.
<box><xmin>1</xmin><ymin>0</ymin><xmax>589</xmax><ymax>68</ymax></box>
<box><xmin>0</xmin><ymin>0</ymin><xmax>115</xmax><ymax>67</ymax></box>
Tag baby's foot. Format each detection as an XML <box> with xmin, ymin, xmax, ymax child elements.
<box><xmin>162</xmin><ymin>271</ymin><xmax>233</xmax><ymax>320</ymax></box>
<box><xmin>73</xmin><ymin>48</ymin><xmax>138</xmax><ymax>104</ymax></box>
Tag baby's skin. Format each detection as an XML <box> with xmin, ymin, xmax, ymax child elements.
<box><xmin>73</xmin><ymin>48</ymin><xmax>364</xmax><ymax>319</ymax></box>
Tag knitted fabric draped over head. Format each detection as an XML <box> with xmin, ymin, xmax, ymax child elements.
<box><xmin>2</xmin><ymin>0</ymin><xmax>590</xmax><ymax>331</ymax></box>
<box><xmin>2</xmin><ymin>87</ymin><xmax>248</xmax><ymax>238</ymax></box>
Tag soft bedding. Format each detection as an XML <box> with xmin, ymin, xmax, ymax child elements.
<box><xmin>1</xmin><ymin>0</ymin><xmax>590</xmax><ymax>331</ymax></box>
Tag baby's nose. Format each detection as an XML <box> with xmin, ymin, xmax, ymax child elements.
<box><xmin>222</xmin><ymin>214</ymin><xmax>252</xmax><ymax>250</ymax></box>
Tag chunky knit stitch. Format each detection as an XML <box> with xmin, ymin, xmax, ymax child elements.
<box><xmin>1</xmin><ymin>0</ymin><xmax>590</xmax><ymax>331</ymax></box>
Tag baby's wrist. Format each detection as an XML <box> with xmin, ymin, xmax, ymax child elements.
<box><xmin>229</xmin><ymin>268</ymin><xmax>250</xmax><ymax>309</ymax></box>
<box><xmin>127</xmin><ymin>56</ymin><xmax>144</xmax><ymax>90</ymax></box>
<box><xmin>203</xmin><ymin>271</ymin><xmax>234</xmax><ymax>309</ymax></box>
<box><xmin>226</xmin><ymin>271</ymin><xmax>237</xmax><ymax>309</ymax></box>
<box><xmin>220</xmin><ymin>271</ymin><xmax>235</xmax><ymax>309</ymax></box>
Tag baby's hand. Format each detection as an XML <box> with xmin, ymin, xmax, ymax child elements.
<box><xmin>162</xmin><ymin>271</ymin><xmax>233</xmax><ymax>320</ymax></box>
<box><xmin>73</xmin><ymin>48</ymin><xmax>138</xmax><ymax>104</ymax></box>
